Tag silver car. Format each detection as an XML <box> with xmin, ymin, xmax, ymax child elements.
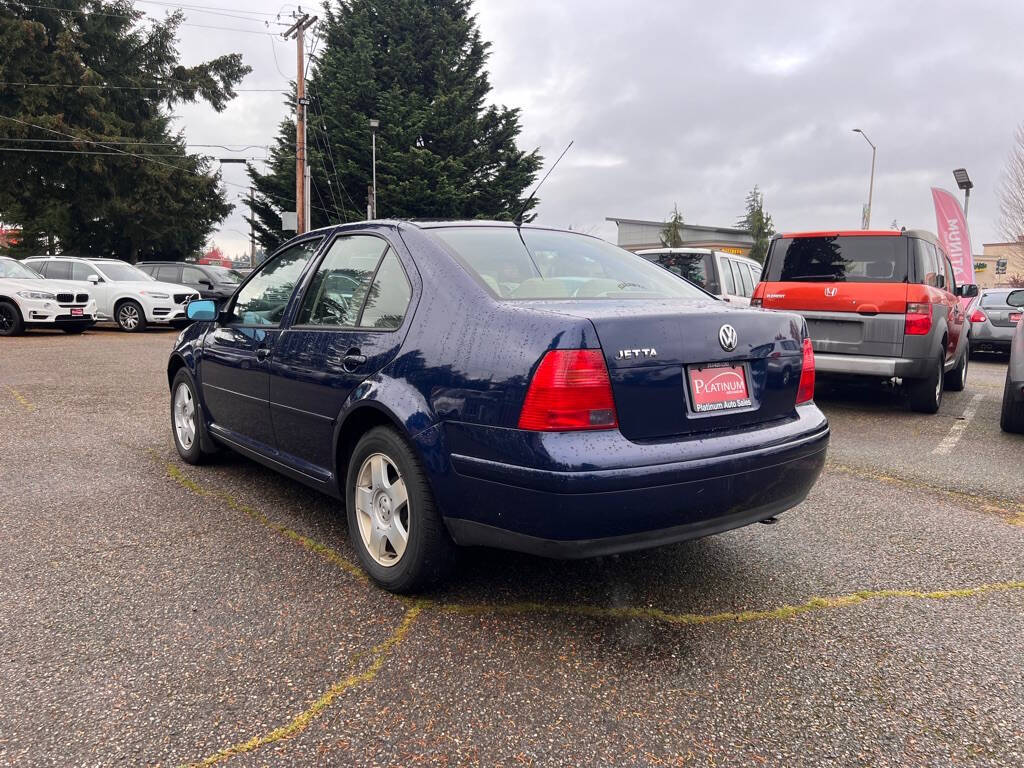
<box><xmin>1000</xmin><ymin>289</ymin><xmax>1024</xmax><ymax>433</ymax></box>
<box><xmin>969</xmin><ymin>289</ymin><xmax>1022</xmax><ymax>356</ymax></box>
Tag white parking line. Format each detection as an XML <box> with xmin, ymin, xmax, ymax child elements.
<box><xmin>933</xmin><ymin>393</ymin><xmax>985</xmax><ymax>455</ymax></box>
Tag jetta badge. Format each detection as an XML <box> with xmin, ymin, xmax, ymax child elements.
<box><xmin>824</xmin><ymin>287</ymin><xmax>838</xmax><ymax>297</ymax></box>
<box><xmin>718</xmin><ymin>324</ymin><xmax>738</xmax><ymax>352</ymax></box>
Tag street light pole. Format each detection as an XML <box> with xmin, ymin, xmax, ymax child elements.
<box><xmin>369</xmin><ymin>118</ymin><xmax>379</xmax><ymax>219</ymax></box>
<box><xmin>953</xmin><ymin>168</ymin><xmax>973</xmax><ymax>218</ymax></box>
<box><xmin>852</xmin><ymin>129</ymin><xmax>876</xmax><ymax>229</ymax></box>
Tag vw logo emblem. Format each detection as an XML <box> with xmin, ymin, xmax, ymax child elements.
<box><xmin>824</xmin><ymin>287</ymin><xmax>838</xmax><ymax>297</ymax></box>
<box><xmin>718</xmin><ymin>324</ymin><xmax>738</xmax><ymax>352</ymax></box>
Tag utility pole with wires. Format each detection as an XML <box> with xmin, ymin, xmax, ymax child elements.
<box><xmin>283</xmin><ymin>11</ymin><xmax>317</xmax><ymax>234</ymax></box>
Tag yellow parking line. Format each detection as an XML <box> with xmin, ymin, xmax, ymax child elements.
<box><xmin>183</xmin><ymin>602</ymin><xmax>425</xmax><ymax>768</ymax></box>
<box><xmin>827</xmin><ymin>461</ymin><xmax>1024</xmax><ymax>526</ymax></box>
<box><xmin>437</xmin><ymin>581</ymin><xmax>1024</xmax><ymax>628</ymax></box>
<box><xmin>8</xmin><ymin>387</ymin><xmax>34</xmax><ymax>411</ymax></box>
<box><xmin>163</xmin><ymin>461</ymin><xmax>367</xmax><ymax>582</ymax></box>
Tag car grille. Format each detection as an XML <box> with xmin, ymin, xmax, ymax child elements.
<box><xmin>76</xmin><ymin>293</ymin><xmax>88</xmax><ymax>303</ymax></box>
<box><xmin>174</xmin><ymin>293</ymin><xmax>192</xmax><ymax>305</ymax></box>
<box><xmin>57</xmin><ymin>292</ymin><xmax>74</xmax><ymax>303</ymax></box>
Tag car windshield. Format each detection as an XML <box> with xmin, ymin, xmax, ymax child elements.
<box><xmin>764</xmin><ymin>235</ymin><xmax>909</xmax><ymax>283</ymax></box>
<box><xmin>96</xmin><ymin>261</ymin><xmax>151</xmax><ymax>282</ymax></box>
<box><xmin>980</xmin><ymin>292</ymin><xmax>1012</xmax><ymax>308</ymax></box>
<box><xmin>208</xmin><ymin>266</ymin><xmax>244</xmax><ymax>283</ymax></box>
<box><xmin>0</xmin><ymin>259</ymin><xmax>43</xmax><ymax>279</ymax></box>
<box><xmin>432</xmin><ymin>227</ymin><xmax>709</xmax><ymax>300</ymax></box>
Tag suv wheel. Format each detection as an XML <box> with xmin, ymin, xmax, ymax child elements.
<box><xmin>909</xmin><ymin>352</ymin><xmax>944</xmax><ymax>414</ymax></box>
<box><xmin>116</xmin><ymin>300</ymin><xmax>147</xmax><ymax>332</ymax></box>
<box><xmin>944</xmin><ymin>348</ymin><xmax>968</xmax><ymax>392</ymax></box>
<box><xmin>171</xmin><ymin>369</ymin><xmax>218</xmax><ymax>464</ymax></box>
<box><xmin>1000</xmin><ymin>369</ymin><xmax>1024</xmax><ymax>433</ymax></box>
<box><xmin>0</xmin><ymin>301</ymin><xmax>24</xmax><ymax>336</ymax></box>
<box><xmin>346</xmin><ymin>426</ymin><xmax>455</xmax><ymax>592</ymax></box>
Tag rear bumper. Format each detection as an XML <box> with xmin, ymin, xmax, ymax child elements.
<box><xmin>424</xmin><ymin>406</ymin><xmax>829</xmax><ymax>558</ymax></box>
<box><xmin>971</xmin><ymin>324</ymin><xmax>1016</xmax><ymax>344</ymax></box>
<box><xmin>815</xmin><ymin>352</ymin><xmax>934</xmax><ymax>378</ymax></box>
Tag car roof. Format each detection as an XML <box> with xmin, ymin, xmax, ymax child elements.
<box><xmin>26</xmin><ymin>255</ymin><xmax>124</xmax><ymax>262</ymax></box>
<box><xmin>776</xmin><ymin>228</ymin><xmax>941</xmax><ymax>246</ymax></box>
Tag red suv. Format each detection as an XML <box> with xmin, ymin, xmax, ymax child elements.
<box><xmin>751</xmin><ymin>230</ymin><xmax>978</xmax><ymax>413</ymax></box>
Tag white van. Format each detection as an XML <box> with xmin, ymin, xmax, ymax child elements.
<box><xmin>635</xmin><ymin>248</ymin><xmax>762</xmax><ymax>306</ymax></box>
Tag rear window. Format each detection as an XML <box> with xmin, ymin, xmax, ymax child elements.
<box><xmin>981</xmin><ymin>292</ymin><xmax>1012</xmax><ymax>308</ymax></box>
<box><xmin>638</xmin><ymin>251</ymin><xmax>717</xmax><ymax>292</ymax></box>
<box><xmin>432</xmin><ymin>227</ymin><xmax>708</xmax><ymax>301</ymax></box>
<box><xmin>764</xmin><ymin>235</ymin><xmax>909</xmax><ymax>283</ymax></box>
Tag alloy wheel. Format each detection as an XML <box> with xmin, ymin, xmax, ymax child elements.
<box><xmin>0</xmin><ymin>305</ymin><xmax>13</xmax><ymax>333</ymax></box>
<box><xmin>119</xmin><ymin>305</ymin><xmax>140</xmax><ymax>330</ymax></box>
<box><xmin>173</xmin><ymin>382</ymin><xmax>196</xmax><ymax>450</ymax></box>
<box><xmin>354</xmin><ymin>452</ymin><xmax>410</xmax><ymax>567</ymax></box>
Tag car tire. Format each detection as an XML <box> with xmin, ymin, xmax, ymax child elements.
<box><xmin>171</xmin><ymin>369</ymin><xmax>218</xmax><ymax>464</ymax></box>
<box><xmin>1000</xmin><ymin>369</ymin><xmax>1024</xmax><ymax>433</ymax></box>
<box><xmin>909</xmin><ymin>352</ymin><xmax>944</xmax><ymax>414</ymax></box>
<box><xmin>116</xmin><ymin>300</ymin><xmax>147</xmax><ymax>332</ymax></box>
<box><xmin>944</xmin><ymin>347</ymin><xmax>968</xmax><ymax>392</ymax></box>
<box><xmin>346</xmin><ymin>426</ymin><xmax>455</xmax><ymax>592</ymax></box>
<box><xmin>0</xmin><ymin>300</ymin><xmax>24</xmax><ymax>336</ymax></box>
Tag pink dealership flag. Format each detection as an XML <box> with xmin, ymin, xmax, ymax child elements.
<box><xmin>931</xmin><ymin>187</ymin><xmax>975</xmax><ymax>285</ymax></box>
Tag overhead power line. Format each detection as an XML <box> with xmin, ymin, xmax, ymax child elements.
<box><xmin>0</xmin><ymin>137</ymin><xmax>272</xmax><ymax>151</ymax></box>
<box><xmin>0</xmin><ymin>113</ymin><xmax>332</xmax><ymax>217</ymax></box>
<box><xmin>11</xmin><ymin>2</ymin><xmax>282</xmax><ymax>34</ymax></box>
<box><xmin>0</xmin><ymin>81</ymin><xmax>285</xmax><ymax>92</ymax></box>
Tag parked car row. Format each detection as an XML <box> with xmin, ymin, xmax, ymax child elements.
<box><xmin>0</xmin><ymin>256</ymin><xmax>202</xmax><ymax>335</ymax></box>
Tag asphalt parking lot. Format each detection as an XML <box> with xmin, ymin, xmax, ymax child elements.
<box><xmin>2</xmin><ymin>327</ymin><xmax>1023</xmax><ymax>768</ymax></box>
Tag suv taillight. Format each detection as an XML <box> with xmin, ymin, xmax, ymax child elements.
<box><xmin>796</xmin><ymin>337</ymin><xmax>815</xmax><ymax>404</ymax></box>
<box><xmin>969</xmin><ymin>309</ymin><xmax>986</xmax><ymax>323</ymax></box>
<box><xmin>518</xmin><ymin>349</ymin><xmax>618</xmax><ymax>431</ymax></box>
<box><xmin>905</xmin><ymin>302</ymin><xmax>932</xmax><ymax>335</ymax></box>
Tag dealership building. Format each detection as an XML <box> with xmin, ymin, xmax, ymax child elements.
<box><xmin>606</xmin><ymin>217</ymin><xmax>754</xmax><ymax>255</ymax></box>
<box><xmin>973</xmin><ymin>241</ymin><xmax>1024</xmax><ymax>288</ymax></box>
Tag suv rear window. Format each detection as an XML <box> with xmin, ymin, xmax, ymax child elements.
<box><xmin>764</xmin><ymin>235</ymin><xmax>909</xmax><ymax>283</ymax></box>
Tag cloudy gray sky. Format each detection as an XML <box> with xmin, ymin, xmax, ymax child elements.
<box><xmin>171</xmin><ymin>0</ymin><xmax>1024</xmax><ymax>256</ymax></box>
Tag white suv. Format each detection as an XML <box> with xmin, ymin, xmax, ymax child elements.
<box><xmin>25</xmin><ymin>256</ymin><xmax>199</xmax><ymax>332</ymax></box>
<box><xmin>0</xmin><ymin>256</ymin><xmax>98</xmax><ymax>336</ymax></box>
<box><xmin>635</xmin><ymin>248</ymin><xmax>763</xmax><ymax>306</ymax></box>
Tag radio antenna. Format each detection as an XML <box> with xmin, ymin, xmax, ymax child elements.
<box><xmin>513</xmin><ymin>140</ymin><xmax>573</xmax><ymax>227</ymax></box>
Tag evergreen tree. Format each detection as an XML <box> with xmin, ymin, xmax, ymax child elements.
<box><xmin>0</xmin><ymin>1</ymin><xmax>250</xmax><ymax>261</ymax></box>
<box><xmin>660</xmin><ymin>204</ymin><xmax>685</xmax><ymax>247</ymax></box>
<box><xmin>736</xmin><ymin>185</ymin><xmax>775</xmax><ymax>264</ymax></box>
<box><xmin>250</xmin><ymin>0</ymin><xmax>542</xmax><ymax>252</ymax></box>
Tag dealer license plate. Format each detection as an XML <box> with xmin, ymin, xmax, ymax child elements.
<box><xmin>687</xmin><ymin>363</ymin><xmax>752</xmax><ymax>413</ymax></box>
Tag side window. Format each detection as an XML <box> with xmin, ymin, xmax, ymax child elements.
<box><xmin>231</xmin><ymin>238</ymin><xmax>322</xmax><ymax>326</ymax></box>
<box><xmin>137</xmin><ymin>264</ymin><xmax>154</xmax><ymax>276</ymax></box>
<box><xmin>360</xmin><ymin>250</ymin><xmax>412</xmax><ymax>329</ymax></box>
<box><xmin>47</xmin><ymin>261</ymin><xmax>73</xmax><ymax>280</ymax></box>
<box><xmin>182</xmin><ymin>266</ymin><xmax>208</xmax><ymax>285</ymax></box>
<box><xmin>915</xmin><ymin>240</ymin><xmax>940</xmax><ymax>288</ymax></box>
<box><xmin>296</xmin><ymin>236</ymin><xmax>387</xmax><ymax>326</ymax></box>
<box><xmin>719</xmin><ymin>257</ymin><xmax>736</xmax><ymax>295</ymax></box>
<box><xmin>71</xmin><ymin>262</ymin><xmax>95</xmax><ymax>281</ymax></box>
<box><xmin>738</xmin><ymin>262</ymin><xmax>754</xmax><ymax>297</ymax></box>
<box><xmin>156</xmin><ymin>265</ymin><xmax>180</xmax><ymax>282</ymax></box>
<box><xmin>728</xmin><ymin>259</ymin><xmax>745</xmax><ymax>296</ymax></box>
<box><xmin>942</xmin><ymin>256</ymin><xmax>956</xmax><ymax>295</ymax></box>
<box><xmin>28</xmin><ymin>261</ymin><xmax>47</xmax><ymax>277</ymax></box>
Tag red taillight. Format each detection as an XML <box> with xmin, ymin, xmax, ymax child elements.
<box><xmin>518</xmin><ymin>349</ymin><xmax>618</xmax><ymax>431</ymax></box>
<box><xmin>969</xmin><ymin>309</ymin><xmax>986</xmax><ymax>323</ymax></box>
<box><xmin>796</xmin><ymin>337</ymin><xmax>815</xmax><ymax>404</ymax></box>
<box><xmin>905</xmin><ymin>302</ymin><xmax>932</xmax><ymax>335</ymax></box>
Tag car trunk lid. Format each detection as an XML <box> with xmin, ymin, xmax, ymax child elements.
<box><xmin>523</xmin><ymin>298</ymin><xmax>806</xmax><ymax>440</ymax></box>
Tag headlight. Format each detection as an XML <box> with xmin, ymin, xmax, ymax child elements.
<box><xmin>17</xmin><ymin>290</ymin><xmax>57</xmax><ymax>300</ymax></box>
<box><xmin>140</xmin><ymin>291</ymin><xmax>170</xmax><ymax>299</ymax></box>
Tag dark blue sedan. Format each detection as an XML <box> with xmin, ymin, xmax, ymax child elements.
<box><xmin>168</xmin><ymin>222</ymin><xmax>829</xmax><ymax>591</ymax></box>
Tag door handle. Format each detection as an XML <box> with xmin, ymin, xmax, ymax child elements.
<box><xmin>256</xmin><ymin>348</ymin><xmax>271</xmax><ymax>362</ymax></box>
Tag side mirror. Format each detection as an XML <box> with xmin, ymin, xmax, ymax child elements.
<box><xmin>186</xmin><ymin>299</ymin><xmax>218</xmax><ymax>321</ymax></box>
<box><xmin>87</xmin><ymin>274</ymin><xmax>101</xmax><ymax>284</ymax></box>
<box><xmin>1007</xmin><ymin>289</ymin><xmax>1024</xmax><ymax>308</ymax></box>
<box><xmin>956</xmin><ymin>284</ymin><xmax>979</xmax><ymax>298</ymax></box>
<box><xmin>199</xmin><ymin>279</ymin><xmax>213</xmax><ymax>288</ymax></box>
